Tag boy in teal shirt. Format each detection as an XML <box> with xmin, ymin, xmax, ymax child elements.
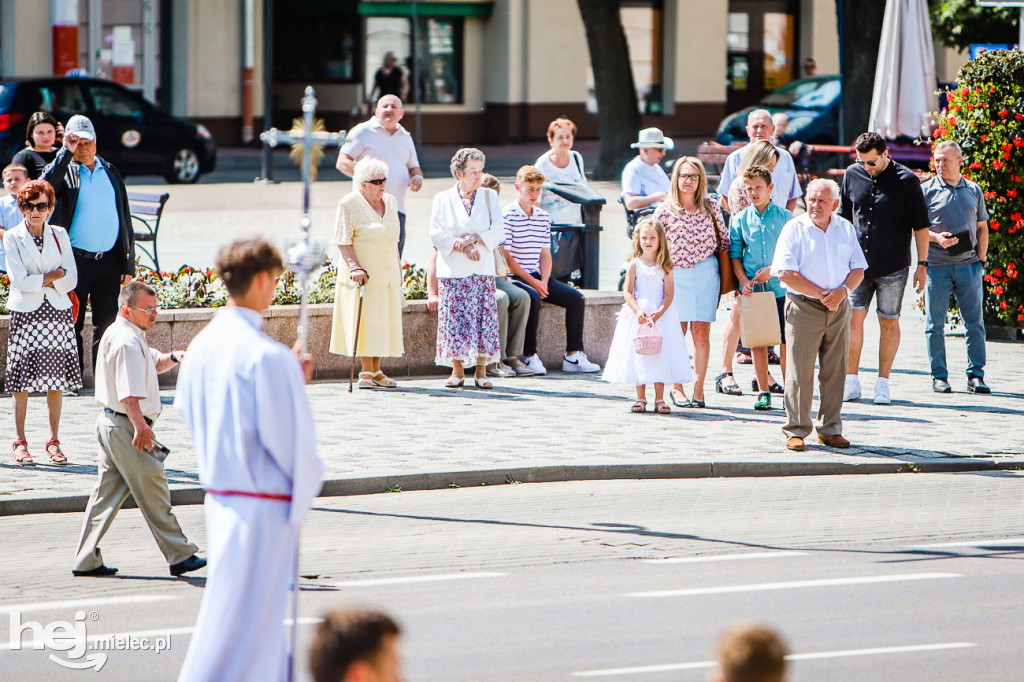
<box><xmin>729</xmin><ymin>165</ymin><xmax>793</xmax><ymax>410</ymax></box>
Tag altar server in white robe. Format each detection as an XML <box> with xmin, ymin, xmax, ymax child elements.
<box><xmin>175</xmin><ymin>237</ymin><xmax>325</xmax><ymax>682</ymax></box>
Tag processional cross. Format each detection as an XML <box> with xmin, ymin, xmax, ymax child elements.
<box><xmin>259</xmin><ymin>86</ymin><xmax>346</xmax><ymax>352</ymax></box>
<box><xmin>258</xmin><ymin>86</ymin><xmax>345</xmax><ymax>682</ymax></box>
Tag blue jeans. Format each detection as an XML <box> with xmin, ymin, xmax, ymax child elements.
<box><xmin>925</xmin><ymin>261</ymin><xmax>986</xmax><ymax>380</ymax></box>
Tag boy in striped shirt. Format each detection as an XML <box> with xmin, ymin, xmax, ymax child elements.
<box><xmin>500</xmin><ymin>165</ymin><xmax>600</xmax><ymax>374</ymax></box>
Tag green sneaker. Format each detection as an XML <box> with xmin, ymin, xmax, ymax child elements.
<box><xmin>754</xmin><ymin>391</ymin><xmax>772</xmax><ymax>411</ymax></box>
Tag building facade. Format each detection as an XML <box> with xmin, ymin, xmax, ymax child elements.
<box><xmin>0</xmin><ymin>0</ymin><xmax>969</xmax><ymax>146</ymax></box>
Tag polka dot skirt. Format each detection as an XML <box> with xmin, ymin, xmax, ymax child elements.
<box><xmin>4</xmin><ymin>235</ymin><xmax>83</xmax><ymax>393</ymax></box>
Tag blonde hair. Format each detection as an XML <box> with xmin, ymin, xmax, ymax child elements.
<box><xmin>737</xmin><ymin>140</ymin><xmax>780</xmax><ymax>176</ymax></box>
<box><xmin>630</xmin><ymin>217</ymin><xmax>672</xmax><ymax>275</ymax></box>
<box><xmin>516</xmin><ymin>165</ymin><xmax>546</xmax><ymax>184</ymax></box>
<box><xmin>667</xmin><ymin>157</ymin><xmax>711</xmax><ymax>216</ymax></box>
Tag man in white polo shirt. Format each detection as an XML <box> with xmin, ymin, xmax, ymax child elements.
<box><xmin>72</xmin><ymin>281</ymin><xmax>203</xmax><ymax>577</ymax></box>
<box><xmin>771</xmin><ymin>179</ymin><xmax>867</xmax><ymax>452</ymax></box>
<box><xmin>336</xmin><ymin>95</ymin><xmax>423</xmax><ymax>256</ymax></box>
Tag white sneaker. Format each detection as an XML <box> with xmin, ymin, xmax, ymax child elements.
<box><xmin>843</xmin><ymin>374</ymin><xmax>862</xmax><ymax>402</ymax></box>
<box><xmin>563</xmin><ymin>351</ymin><xmax>601</xmax><ymax>373</ymax></box>
<box><xmin>873</xmin><ymin>378</ymin><xmax>891</xmax><ymax>405</ymax></box>
<box><xmin>524</xmin><ymin>353</ymin><xmax>547</xmax><ymax>375</ymax></box>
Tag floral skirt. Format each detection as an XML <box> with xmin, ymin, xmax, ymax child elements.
<box><xmin>5</xmin><ymin>300</ymin><xmax>83</xmax><ymax>393</ymax></box>
<box><xmin>435</xmin><ymin>275</ymin><xmax>501</xmax><ymax>366</ymax></box>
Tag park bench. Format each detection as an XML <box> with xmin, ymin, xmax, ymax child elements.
<box><xmin>127</xmin><ymin>191</ymin><xmax>169</xmax><ymax>272</ymax></box>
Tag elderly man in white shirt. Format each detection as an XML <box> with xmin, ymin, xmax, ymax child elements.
<box><xmin>72</xmin><ymin>281</ymin><xmax>203</xmax><ymax>577</ymax></box>
<box><xmin>336</xmin><ymin>95</ymin><xmax>423</xmax><ymax>256</ymax></box>
<box><xmin>621</xmin><ymin>128</ymin><xmax>673</xmax><ymax>211</ymax></box>
<box><xmin>718</xmin><ymin>109</ymin><xmax>802</xmax><ymax>213</ymax></box>
<box><xmin>771</xmin><ymin>179</ymin><xmax>867</xmax><ymax>452</ymax></box>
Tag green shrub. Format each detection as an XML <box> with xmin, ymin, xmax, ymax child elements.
<box><xmin>933</xmin><ymin>49</ymin><xmax>1024</xmax><ymax>327</ymax></box>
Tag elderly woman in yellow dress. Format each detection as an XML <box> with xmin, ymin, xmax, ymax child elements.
<box><xmin>329</xmin><ymin>157</ymin><xmax>404</xmax><ymax>389</ymax></box>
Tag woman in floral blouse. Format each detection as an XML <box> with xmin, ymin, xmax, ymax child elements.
<box><xmin>654</xmin><ymin>157</ymin><xmax>729</xmax><ymax>408</ymax></box>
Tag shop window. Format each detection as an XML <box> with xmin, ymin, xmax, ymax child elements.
<box><xmin>365</xmin><ymin>16</ymin><xmax>463</xmax><ymax>104</ymax></box>
<box><xmin>274</xmin><ymin>8</ymin><xmax>361</xmax><ymax>83</ymax></box>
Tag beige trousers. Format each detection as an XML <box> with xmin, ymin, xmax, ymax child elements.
<box><xmin>73</xmin><ymin>412</ymin><xmax>197</xmax><ymax>572</ymax></box>
<box><xmin>782</xmin><ymin>293</ymin><xmax>851</xmax><ymax>440</ymax></box>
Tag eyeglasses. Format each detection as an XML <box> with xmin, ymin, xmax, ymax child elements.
<box><xmin>129</xmin><ymin>304</ymin><xmax>160</xmax><ymax>315</ymax></box>
<box><xmin>22</xmin><ymin>201</ymin><xmax>51</xmax><ymax>212</ymax></box>
<box><xmin>678</xmin><ymin>173</ymin><xmax>700</xmax><ymax>181</ymax></box>
<box><xmin>364</xmin><ymin>178</ymin><xmax>387</xmax><ymax>186</ymax></box>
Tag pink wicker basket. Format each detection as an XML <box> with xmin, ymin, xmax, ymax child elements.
<box><xmin>634</xmin><ymin>322</ymin><xmax>663</xmax><ymax>355</ymax></box>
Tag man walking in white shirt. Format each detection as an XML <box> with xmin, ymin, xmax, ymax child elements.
<box><xmin>175</xmin><ymin>238</ymin><xmax>324</xmax><ymax>682</ymax></box>
<box><xmin>72</xmin><ymin>281</ymin><xmax>203</xmax><ymax>577</ymax></box>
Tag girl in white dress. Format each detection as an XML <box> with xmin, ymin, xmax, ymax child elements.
<box><xmin>603</xmin><ymin>218</ymin><xmax>694</xmax><ymax>413</ymax></box>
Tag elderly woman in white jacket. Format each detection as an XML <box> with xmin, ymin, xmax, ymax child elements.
<box><xmin>430</xmin><ymin>148</ymin><xmax>505</xmax><ymax>389</ymax></box>
<box><xmin>3</xmin><ymin>179</ymin><xmax>81</xmax><ymax>465</ymax></box>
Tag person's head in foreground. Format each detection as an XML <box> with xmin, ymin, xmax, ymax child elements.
<box><xmin>309</xmin><ymin>608</ymin><xmax>403</xmax><ymax>682</ymax></box>
<box><xmin>215</xmin><ymin>237</ymin><xmax>285</xmax><ymax>310</ymax></box>
<box><xmin>712</xmin><ymin>622</ymin><xmax>788</xmax><ymax>682</ymax></box>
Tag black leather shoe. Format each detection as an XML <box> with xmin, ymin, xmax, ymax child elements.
<box><xmin>73</xmin><ymin>565</ymin><xmax>118</xmax><ymax>577</ymax></box>
<box><xmin>170</xmin><ymin>555</ymin><xmax>207</xmax><ymax>577</ymax></box>
<box><xmin>967</xmin><ymin>376</ymin><xmax>991</xmax><ymax>394</ymax></box>
<box><xmin>932</xmin><ymin>378</ymin><xmax>952</xmax><ymax>393</ymax></box>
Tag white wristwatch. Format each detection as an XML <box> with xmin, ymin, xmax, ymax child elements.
<box><xmin>840</xmin><ymin>284</ymin><xmax>851</xmax><ymax>297</ymax></box>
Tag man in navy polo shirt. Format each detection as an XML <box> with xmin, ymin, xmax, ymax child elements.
<box><xmin>43</xmin><ymin>115</ymin><xmax>136</xmax><ymax>375</ymax></box>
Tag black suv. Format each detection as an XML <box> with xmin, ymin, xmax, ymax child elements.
<box><xmin>0</xmin><ymin>76</ymin><xmax>216</xmax><ymax>183</ymax></box>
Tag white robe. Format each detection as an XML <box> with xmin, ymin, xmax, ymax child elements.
<box><xmin>174</xmin><ymin>306</ymin><xmax>324</xmax><ymax>682</ymax></box>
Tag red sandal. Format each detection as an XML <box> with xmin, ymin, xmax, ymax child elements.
<box><xmin>45</xmin><ymin>439</ymin><xmax>68</xmax><ymax>465</ymax></box>
<box><xmin>12</xmin><ymin>440</ymin><xmax>34</xmax><ymax>466</ymax></box>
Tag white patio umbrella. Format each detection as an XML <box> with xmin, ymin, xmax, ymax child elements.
<box><xmin>868</xmin><ymin>0</ymin><xmax>937</xmax><ymax>139</ymax></box>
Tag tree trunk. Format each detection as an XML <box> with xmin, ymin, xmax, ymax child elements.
<box><xmin>576</xmin><ymin>0</ymin><xmax>641</xmax><ymax>179</ymax></box>
<box><xmin>838</xmin><ymin>0</ymin><xmax>887</xmax><ymax>144</ymax></box>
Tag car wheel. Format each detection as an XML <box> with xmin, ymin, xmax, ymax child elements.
<box><xmin>165</xmin><ymin>147</ymin><xmax>200</xmax><ymax>184</ymax></box>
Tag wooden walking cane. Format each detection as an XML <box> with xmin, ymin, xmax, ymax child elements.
<box><xmin>348</xmin><ymin>284</ymin><xmax>366</xmax><ymax>392</ymax></box>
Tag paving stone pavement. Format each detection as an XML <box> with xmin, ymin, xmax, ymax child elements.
<box><xmin>0</xmin><ymin>301</ymin><xmax>1020</xmax><ymax>515</ymax></box>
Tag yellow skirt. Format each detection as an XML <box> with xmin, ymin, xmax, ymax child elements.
<box><xmin>328</xmin><ymin>279</ymin><xmax>405</xmax><ymax>357</ymax></box>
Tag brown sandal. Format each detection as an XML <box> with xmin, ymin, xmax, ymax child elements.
<box><xmin>630</xmin><ymin>400</ymin><xmax>647</xmax><ymax>413</ymax></box>
<box><xmin>13</xmin><ymin>440</ymin><xmax>34</xmax><ymax>466</ymax></box>
<box><xmin>372</xmin><ymin>371</ymin><xmax>397</xmax><ymax>388</ymax></box>
<box><xmin>46</xmin><ymin>439</ymin><xmax>68</xmax><ymax>465</ymax></box>
<box><xmin>654</xmin><ymin>400</ymin><xmax>671</xmax><ymax>414</ymax></box>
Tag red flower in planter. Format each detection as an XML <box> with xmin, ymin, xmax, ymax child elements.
<box><xmin>1017</xmin><ymin>114</ymin><xmax>1024</xmax><ymax>121</ymax></box>
<box><xmin>1015</xmin><ymin>137</ymin><xmax>1024</xmax><ymax>147</ymax></box>
<box><xmin>1009</xmin><ymin>189</ymin><xmax>1019</xmax><ymax>198</ymax></box>
<box><xmin>971</xmin><ymin>162</ymin><xmax>984</xmax><ymax>169</ymax></box>
<box><xmin>994</xmin><ymin>160</ymin><xmax>1005</xmax><ymax>170</ymax></box>
<box><xmin>1000</xmin><ymin>301</ymin><xmax>1008</xmax><ymax>309</ymax></box>
<box><xmin>981</xmin><ymin>134</ymin><xmax>989</xmax><ymax>142</ymax></box>
<box><xmin>994</xmin><ymin>286</ymin><xmax>1004</xmax><ymax>295</ymax></box>
<box><xmin>991</xmin><ymin>220</ymin><xmax>1000</xmax><ymax>230</ymax></box>
<box><xmin>999</xmin><ymin>109</ymin><xmax>1009</xmax><ymax>118</ymax></box>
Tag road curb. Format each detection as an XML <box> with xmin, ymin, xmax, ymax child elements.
<box><xmin>3</xmin><ymin>458</ymin><xmax>1020</xmax><ymax>517</ymax></box>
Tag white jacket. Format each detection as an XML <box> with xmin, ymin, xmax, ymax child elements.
<box><xmin>430</xmin><ymin>185</ymin><xmax>505</xmax><ymax>278</ymax></box>
<box><xmin>4</xmin><ymin>221</ymin><xmax>78</xmax><ymax>313</ymax></box>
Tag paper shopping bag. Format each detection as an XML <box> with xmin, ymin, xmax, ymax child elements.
<box><xmin>738</xmin><ymin>290</ymin><xmax>782</xmax><ymax>348</ymax></box>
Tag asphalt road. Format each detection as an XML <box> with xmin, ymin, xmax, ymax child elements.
<box><xmin>2</xmin><ymin>472</ymin><xmax>1023</xmax><ymax>680</ymax></box>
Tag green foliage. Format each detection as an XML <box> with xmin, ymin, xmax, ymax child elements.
<box><xmin>135</xmin><ymin>265</ymin><xmax>229</xmax><ymax>309</ymax></box>
<box><xmin>0</xmin><ymin>273</ymin><xmax>9</xmax><ymax>315</ymax></box>
<box><xmin>928</xmin><ymin>0</ymin><xmax>1020</xmax><ymax>53</ymax></box>
<box><xmin>933</xmin><ymin>49</ymin><xmax>1024</xmax><ymax>326</ymax></box>
<box><xmin>401</xmin><ymin>260</ymin><xmax>428</xmax><ymax>300</ymax></box>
